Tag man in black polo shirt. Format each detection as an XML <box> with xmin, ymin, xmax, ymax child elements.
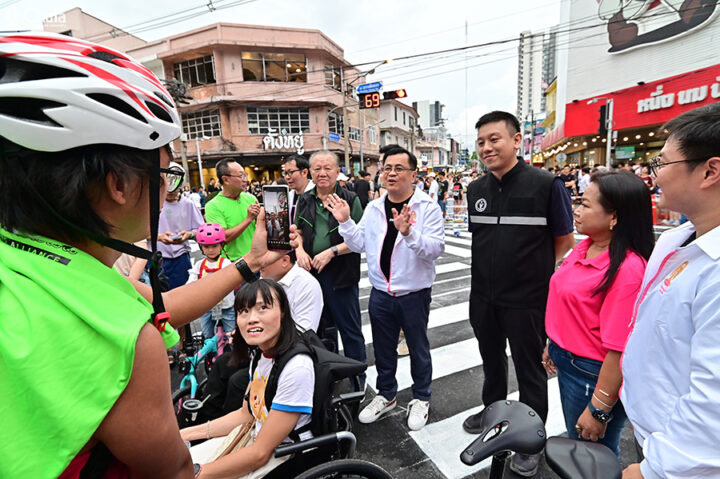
<box><xmin>464</xmin><ymin>111</ymin><xmax>574</xmax><ymax>476</ymax></box>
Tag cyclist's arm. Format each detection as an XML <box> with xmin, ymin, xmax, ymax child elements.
<box><xmin>199</xmin><ymin>410</ymin><xmax>301</xmax><ymax>479</ymax></box>
<box><xmin>132</xmin><ymin>209</ymin><xmax>288</xmax><ymax>328</ymax></box>
<box><xmin>94</xmin><ymin>324</ymin><xmax>193</xmax><ymax>477</ymax></box>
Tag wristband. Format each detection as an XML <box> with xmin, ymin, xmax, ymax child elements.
<box><xmin>194</xmin><ymin>463</ymin><xmax>202</xmax><ymax>478</ymax></box>
<box><xmin>331</xmin><ymin>245</ymin><xmax>339</xmax><ymax>257</ymax></box>
<box><xmin>235</xmin><ymin>259</ymin><xmax>257</xmax><ymax>283</ymax></box>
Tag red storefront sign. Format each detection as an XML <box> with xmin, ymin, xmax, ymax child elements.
<box><xmin>565</xmin><ymin>63</ymin><xmax>720</xmax><ymax>138</ymax></box>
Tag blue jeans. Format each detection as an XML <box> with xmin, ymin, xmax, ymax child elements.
<box><xmin>548</xmin><ymin>341</ymin><xmax>627</xmax><ymax>456</ymax></box>
<box><xmin>200</xmin><ymin>307</ymin><xmax>236</xmax><ymax>340</ymax></box>
<box><xmin>369</xmin><ymin>288</ymin><xmax>433</xmax><ymax>401</ymax></box>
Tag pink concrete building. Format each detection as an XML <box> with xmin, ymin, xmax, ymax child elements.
<box><xmin>45</xmin><ymin>10</ymin><xmax>381</xmax><ymax>185</ymax></box>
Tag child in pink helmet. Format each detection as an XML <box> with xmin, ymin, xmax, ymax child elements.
<box><xmin>186</xmin><ymin>223</ymin><xmax>236</xmax><ymax>339</ymax></box>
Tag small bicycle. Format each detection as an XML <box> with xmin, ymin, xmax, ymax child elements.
<box><xmin>172</xmin><ymin>323</ymin><xmax>231</xmax><ymax>428</ymax></box>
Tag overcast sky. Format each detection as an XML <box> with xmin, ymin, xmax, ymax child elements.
<box><xmin>2</xmin><ymin>0</ymin><xmax>563</xmax><ymax>149</ymax></box>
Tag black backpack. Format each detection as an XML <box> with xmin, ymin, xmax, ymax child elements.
<box><xmin>248</xmin><ymin>330</ymin><xmax>366</xmax><ymax>441</ymax></box>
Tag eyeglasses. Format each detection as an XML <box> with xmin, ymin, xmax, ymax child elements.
<box><xmin>382</xmin><ymin>165</ymin><xmax>412</xmax><ymax>174</ymax></box>
<box><xmin>160</xmin><ymin>166</ymin><xmax>184</xmax><ymax>192</ymax></box>
<box><xmin>648</xmin><ymin>156</ymin><xmax>702</xmax><ymax>175</ymax></box>
<box><xmin>225</xmin><ymin>174</ymin><xmax>247</xmax><ymax>180</ymax></box>
<box><xmin>283</xmin><ymin>169</ymin><xmax>300</xmax><ymax>177</ymax></box>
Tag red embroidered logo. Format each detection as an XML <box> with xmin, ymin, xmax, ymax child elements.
<box><xmin>659</xmin><ymin>261</ymin><xmax>689</xmax><ymax>295</ymax></box>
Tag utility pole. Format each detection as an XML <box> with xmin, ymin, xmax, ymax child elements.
<box><xmin>341</xmin><ymin>76</ymin><xmax>351</xmax><ymax>172</ymax></box>
<box><xmin>359</xmin><ymin>109</ymin><xmax>365</xmax><ymax>172</ymax></box>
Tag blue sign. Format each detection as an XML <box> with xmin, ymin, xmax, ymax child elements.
<box><xmin>357</xmin><ymin>81</ymin><xmax>383</xmax><ymax>94</ymax></box>
<box><xmin>533</xmin><ymin>127</ymin><xmax>546</xmax><ymax>135</ymax></box>
<box><xmin>328</xmin><ymin>132</ymin><xmax>341</xmax><ymax>142</ymax></box>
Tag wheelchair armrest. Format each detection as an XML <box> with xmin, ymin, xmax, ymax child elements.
<box><xmin>330</xmin><ymin>391</ymin><xmax>366</xmax><ymax>409</ymax></box>
<box><xmin>274</xmin><ymin>431</ymin><xmax>357</xmax><ymax>459</ymax></box>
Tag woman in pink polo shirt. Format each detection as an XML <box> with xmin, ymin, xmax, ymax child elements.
<box><xmin>542</xmin><ymin>170</ymin><xmax>654</xmax><ymax>456</ymax></box>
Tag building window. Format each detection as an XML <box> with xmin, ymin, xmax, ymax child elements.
<box><xmin>409</xmin><ymin>117</ymin><xmax>414</xmax><ymax>130</ymax></box>
<box><xmin>402</xmin><ymin>111</ymin><xmax>406</xmax><ymax>125</ymax></box>
<box><xmin>324</xmin><ymin>65</ymin><xmax>343</xmax><ymax>91</ymax></box>
<box><xmin>247</xmin><ymin>107</ymin><xmax>310</xmax><ymax>135</ymax></box>
<box><xmin>182</xmin><ymin>109</ymin><xmax>221</xmax><ymax>139</ymax></box>
<box><xmin>349</xmin><ymin>127</ymin><xmax>361</xmax><ymax>142</ymax></box>
<box><xmin>403</xmin><ymin>137</ymin><xmax>409</xmax><ymax>149</ymax></box>
<box><xmin>173</xmin><ymin>55</ymin><xmax>216</xmax><ymax>87</ymax></box>
<box><xmin>369</xmin><ymin>127</ymin><xmax>377</xmax><ymax>145</ymax></box>
<box><xmin>394</xmin><ymin>106</ymin><xmax>398</xmax><ymax>122</ymax></box>
<box><xmin>241</xmin><ymin>52</ymin><xmax>307</xmax><ymax>82</ymax></box>
<box><xmin>328</xmin><ymin>112</ymin><xmax>344</xmax><ymax>135</ymax></box>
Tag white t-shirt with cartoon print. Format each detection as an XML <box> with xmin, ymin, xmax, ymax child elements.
<box><xmin>248</xmin><ymin>352</ymin><xmax>315</xmax><ymax>441</ymax></box>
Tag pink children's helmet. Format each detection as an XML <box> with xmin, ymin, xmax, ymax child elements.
<box><xmin>196</xmin><ymin>223</ymin><xmax>225</xmax><ymax>245</ymax></box>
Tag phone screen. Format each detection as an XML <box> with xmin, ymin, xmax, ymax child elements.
<box><xmin>262</xmin><ymin>185</ymin><xmax>291</xmax><ymax>250</ymax></box>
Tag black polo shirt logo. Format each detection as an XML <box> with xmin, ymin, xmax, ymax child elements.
<box><xmin>474</xmin><ymin>198</ymin><xmax>487</xmax><ymax>212</ymax></box>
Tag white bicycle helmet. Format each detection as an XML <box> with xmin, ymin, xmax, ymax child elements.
<box><xmin>0</xmin><ymin>32</ymin><xmax>181</xmax><ymax>152</ymax></box>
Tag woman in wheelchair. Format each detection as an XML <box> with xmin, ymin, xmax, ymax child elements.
<box><xmin>181</xmin><ymin>279</ymin><xmax>315</xmax><ymax>479</ymax></box>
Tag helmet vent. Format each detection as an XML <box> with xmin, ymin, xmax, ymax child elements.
<box><xmin>86</xmin><ymin>50</ymin><xmax>125</xmax><ymax>63</ymax></box>
<box><xmin>0</xmin><ymin>57</ymin><xmax>86</xmax><ymax>84</ymax></box>
<box><xmin>0</xmin><ymin>97</ymin><xmax>63</xmax><ymax>126</ymax></box>
<box><xmin>144</xmin><ymin>100</ymin><xmax>173</xmax><ymax>123</ymax></box>
<box><xmin>149</xmin><ymin>131</ymin><xmax>159</xmax><ymax>141</ymax></box>
<box><xmin>86</xmin><ymin>93</ymin><xmax>147</xmax><ymax>124</ymax></box>
<box><xmin>153</xmin><ymin>91</ymin><xmax>174</xmax><ymax>108</ymax></box>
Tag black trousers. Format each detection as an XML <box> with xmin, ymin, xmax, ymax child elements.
<box><xmin>469</xmin><ymin>297</ymin><xmax>548</xmax><ymax>422</ymax></box>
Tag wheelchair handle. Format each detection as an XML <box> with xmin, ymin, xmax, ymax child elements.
<box><xmin>273</xmin><ymin>431</ymin><xmax>357</xmax><ymax>459</ymax></box>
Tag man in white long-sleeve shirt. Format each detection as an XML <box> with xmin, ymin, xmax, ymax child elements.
<box><xmin>325</xmin><ymin>146</ymin><xmax>445</xmax><ymax>431</ymax></box>
<box><xmin>621</xmin><ymin>103</ymin><xmax>720</xmax><ymax>479</ymax></box>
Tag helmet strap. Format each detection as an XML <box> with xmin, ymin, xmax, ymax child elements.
<box><xmin>147</xmin><ymin>150</ymin><xmax>169</xmax><ymax>330</ymax></box>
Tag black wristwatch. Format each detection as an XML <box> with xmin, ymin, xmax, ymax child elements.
<box><xmin>588</xmin><ymin>401</ymin><xmax>612</xmax><ymax>424</ymax></box>
<box><xmin>235</xmin><ymin>258</ymin><xmax>257</xmax><ymax>283</ymax></box>
<box><xmin>331</xmin><ymin>245</ymin><xmax>339</xmax><ymax>257</ymax></box>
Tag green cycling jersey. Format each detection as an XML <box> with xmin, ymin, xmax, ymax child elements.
<box><xmin>0</xmin><ymin>227</ymin><xmax>178</xmax><ymax>478</ymax></box>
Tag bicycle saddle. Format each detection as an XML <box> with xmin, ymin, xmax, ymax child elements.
<box><xmin>460</xmin><ymin>400</ymin><xmax>546</xmax><ymax>466</ymax></box>
<box><xmin>545</xmin><ymin>436</ymin><xmax>622</xmax><ymax>479</ymax></box>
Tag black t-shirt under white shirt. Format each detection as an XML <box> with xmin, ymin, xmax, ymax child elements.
<box><xmin>380</xmin><ymin>194</ymin><xmax>412</xmax><ymax>281</ymax></box>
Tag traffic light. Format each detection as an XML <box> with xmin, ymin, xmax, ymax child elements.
<box><xmin>598</xmin><ymin>104</ymin><xmax>608</xmax><ymax>136</ymax></box>
<box><xmin>383</xmin><ymin>89</ymin><xmax>407</xmax><ymax>100</ymax></box>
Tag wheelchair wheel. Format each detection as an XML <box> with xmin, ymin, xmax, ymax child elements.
<box><xmin>293</xmin><ymin>458</ymin><xmax>393</xmax><ymax>479</ymax></box>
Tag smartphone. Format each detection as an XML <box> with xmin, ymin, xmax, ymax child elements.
<box><xmin>262</xmin><ymin>185</ymin><xmax>291</xmax><ymax>250</ymax></box>
<box><xmin>170</xmin><ymin>234</ymin><xmax>182</xmax><ymax>241</ymax></box>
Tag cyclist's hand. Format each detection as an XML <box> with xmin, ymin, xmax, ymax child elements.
<box><xmin>576</xmin><ymin>406</ymin><xmax>607</xmax><ymax>442</ymax></box>
<box><xmin>178</xmin><ymin>230</ymin><xmax>193</xmax><ymax>243</ymax></box>
<box><xmin>243</xmin><ymin>208</ymin><xmax>285</xmax><ymax>272</ymax></box>
<box><xmin>622</xmin><ymin>464</ymin><xmax>644</xmax><ymax>478</ymax></box>
<box><xmin>542</xmin><ymin>345</ymin><xmax>556</xmax><ymax>375</ymax></box>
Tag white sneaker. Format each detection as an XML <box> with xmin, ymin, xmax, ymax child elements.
<box><xmin>358</xmin><ymin>395</ymin><xmax>397</xmax><ymax>424</ymax></box>
<box><xmin>407</xmin><ymin>399</ymin><xmax>430</xmax><ymax>431</ymax></box>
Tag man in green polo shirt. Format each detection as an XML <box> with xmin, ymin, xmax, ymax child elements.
<box><xmin>294</xmin><ymin>150</ymin><xmax>366</xmax><ymax>379</ymax></box>
<box><xmin>205</xmin><ymin>158</ymin><xmax>259</xmax><ymax>260</ymax></box>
